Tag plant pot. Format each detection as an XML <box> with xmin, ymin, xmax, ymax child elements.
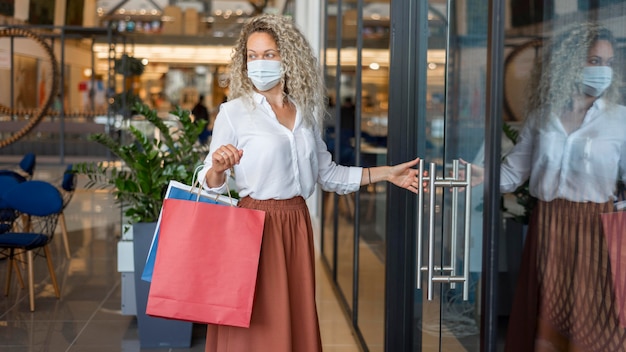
<box><xmin>132</xmin><ymin>222</ymin><xmax>193</xmax><ymax>349</ymax></box>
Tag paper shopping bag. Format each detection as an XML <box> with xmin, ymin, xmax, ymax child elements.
<box><xmin>601</xmin><ymin>211</ymin><xmax>626</xmax><ymax>327</ymax></box>
<box><xmin>142</xmin><ymin>180</ymin><xmax>236</xmax><ymax>282</ymax></box>
<box><xmin>146</xmin><ymin>197</ymin><xmax>265</xmax><ymax>328</ymax></box>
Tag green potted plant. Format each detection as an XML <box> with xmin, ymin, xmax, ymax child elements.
<box><xmin>73</xmin><ymin>102</ymin><xmax>208</xmax><ymax>349</ymax></box>
<box><xmin>73</xmin><ymin>102</ymin><xmax>207</xmax><ymax>224</ymax></box>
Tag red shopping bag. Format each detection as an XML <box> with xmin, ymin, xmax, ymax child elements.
<box><xmin>146</xmin><ymin>197</ymin><xmax>265</xmax><ymax>328</ymax></box>
<box><xmin>601</xmin><ymin>211</ymin><xmax>626</xmax><ymax>327</ymax></box>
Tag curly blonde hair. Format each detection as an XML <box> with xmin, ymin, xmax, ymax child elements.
<box><xmin>227</xmin><ymin>14</ymin><xmax>326</xmax><ymax>128</ymax></box>
<box><xmin>526</xmin><ymin>22</ymin><xmax>621</xmax><ymax>116</ymax></box>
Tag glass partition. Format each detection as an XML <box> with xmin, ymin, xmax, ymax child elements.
<box><xmin>321</xmin><ymin>0</ymin><xmax>391</xmax><ymax>348</ymax></box>
<box><xmin>321</xmin><ymin>0</ymin><xmax>340</xmax><ymax>275</ymax></box>
<box><xmin>498</xmin><ymin>2</ymin><xmax>626</xmax><ymax>351</ymax></box>
<box><xmin>335</xmin><ymin>3</ymin><xmax>357</xmax><ymax>310</ymax></box>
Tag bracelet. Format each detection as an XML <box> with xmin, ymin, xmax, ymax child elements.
<box><xmin>368</xmin><ymin>168</ymin><xmax>372</xmax><ymax>185</ymax></box>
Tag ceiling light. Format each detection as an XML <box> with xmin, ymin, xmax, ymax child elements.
<box><xmin>92</xmin><ymin>44</ymin><xmax>234</xmax><ymax>65</ymax></box>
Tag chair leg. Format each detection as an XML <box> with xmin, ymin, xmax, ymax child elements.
<box><xmin>4</xmin><ymin>249</ymin><xmax>26</xmax><ymax>296</ymax></box>
<box><xmin>27</xmin><ymin>251</ymin><xmax>35</xmax><ymax>311</ymax></box>
<box><xmin>43</xmin><ymin>246</ymin><xmax>60</xmax><ymax>298</ymax></box>
<box><xmin>22</xmin><ymin>214</ymin><xmax>31</xmax><ymax>232</ymax></box>
<box><xmin>5</xmin><ymin>249</ymin><xmax>13</xmax><ymax>296</ymax></box>
<box><xmin>59</xmin><ymin>212</ymin><xmax>71</xmax><ymax>259</ymax></box>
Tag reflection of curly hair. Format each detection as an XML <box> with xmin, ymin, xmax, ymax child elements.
<box><xmin>228</xmin><ymin>14</ymin><xmax>325</xmax><ymax>128</ymax></box>
<box><xmin>527</xmin><ymin>22</ymin><xmax>621</xmax><ymax>116</ymax></box>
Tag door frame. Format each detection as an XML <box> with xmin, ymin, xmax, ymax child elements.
<box><xmin>384</xmin><ymin>1</ymin><xmax>505</xmax><ymax>351</ymax></box>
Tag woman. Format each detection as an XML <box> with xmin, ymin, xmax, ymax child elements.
<box><xmin>499</xmin><ymin>23</ymin><xmax>626</xmax><ymax>351</ymax></box>
<box><xmin>198</xmin><ymin>14</ymin><xmax>422</xmax><ymax>352</ymax></box>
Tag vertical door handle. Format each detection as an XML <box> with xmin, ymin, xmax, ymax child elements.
<box><xmin>416</xmin><ymin>160</ymin><xmax>473</xmax><ymax>301</ymax></box>
<box><xmin>449</xmin><ymin>160</ymin><xmax>459</xmax><ymax>289</ymax></box>
<box><xmin>416</xmin><ymin>159</ymin><xmax>425</xmax><ymax>290</ymax></box>
<box><xmin>427</xmin><ymin>162</ymin><xmax>437</xmax><ymax>300</ymax></box>
<box><xmin>462</xmin><ymin>163</ymin><xmax>472</xmax><ymax>300</ymax></box>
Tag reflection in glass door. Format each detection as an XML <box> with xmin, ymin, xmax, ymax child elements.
<box><xmin>323</xmin><ymin>0</ymin><xmax>503</xmax><ymax>350</ymax></box>
<box><xmin>383</xmin><ymin>0</ymin><xmax>497</xmax><ymax>350</ymax></box>
<box><xmin>416</xmin><ymin>1</ymin><xmax>488</xmax><ymax>351</ymax></box>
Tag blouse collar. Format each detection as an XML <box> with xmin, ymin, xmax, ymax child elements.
<box><xmin>252</xmin><ymin>92</ymin><xmax>302</xmax><ymax>131</ymax></box>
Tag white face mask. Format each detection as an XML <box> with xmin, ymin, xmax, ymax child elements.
<box><xmin>582</xmin><ymin>66</ymin><xmax>613</xmax><ymax>97</ymax></box>
<box><xmin>247</xmin><ymin>60</ymin><xmax>282</xmax><ymax>91</ymax></box>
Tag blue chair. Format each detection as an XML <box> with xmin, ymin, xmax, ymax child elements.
<box><xmin>0</xmin><ymin>172</ymin><xmax>26</xmax><ymax>234</ymax></box>
<box><xmin>0</xmin><ymin>180</ymin><xmax>63</xmax><ymax>311</ymax></box>
<box><xmin>0</xmin><ymin>153</ymin><xmax>36</xmax><ymax>180</ymax></box>
<box><xmin>18</xmin><ymin>153</ymin><xmax>36</xmax><ymax>179</ymax></box>
<box><xmin>0</xmin><ymin>173</ymin><xmax>27</xmax><ymax>287</ymax></box>
<box><xmin>57</xmin><ymin>164</ymin><xmax>77</xmax><ymax>259</ymax></box>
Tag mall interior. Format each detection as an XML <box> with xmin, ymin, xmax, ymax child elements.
<box><xmin>1</xmin><ymin>0</ymin><xmax>626</xmax><ymax>351</ymax></box>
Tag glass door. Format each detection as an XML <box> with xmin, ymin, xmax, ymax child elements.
<box><xmin>386</xmin><ymin>0</ymin><xmax>499</xmax><ymax>351</ymax></box>
<box><xmin>417</xmin><ymin>1</ymin><xmax>487</xmax><ymax>351</ymax></box>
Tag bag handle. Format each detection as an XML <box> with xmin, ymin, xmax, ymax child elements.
<box><xmin>191</xmin><ymin>164</ymin><xmax>235</xmax><ymax>206</ymax></box>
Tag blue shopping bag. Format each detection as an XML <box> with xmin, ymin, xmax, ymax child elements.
<box><xmin>141</xmin><ymin>180</ymin><xmax>236</xmax><ymax>282</ymax></box>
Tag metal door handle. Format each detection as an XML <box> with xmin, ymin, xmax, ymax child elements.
<box><xmin>427</xmin><ymin>162</ymin><xmax>437</xmax><ymax>300</ymax></box>
<box><xmin>416</xmin><ymin>159</ymin><xmax>425</xmax><ymax>290</ymax></box>
<box><xmin>416</xmin><ymin>160</ymin><xmax>472</xmax><ymax>301</ymax></box>
<box><xmin>449</xmin><ymin>160</ymin><xmax>459</xmax><ymax>289</ymax></box>
<box><xmin>463</xmin><ymin>164</ymin><xmax>472</xmax><ymax>300</ymax></box>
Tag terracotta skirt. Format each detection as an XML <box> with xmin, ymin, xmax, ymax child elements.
<box><xmin>506</xmin><ymin>199</ymin><xmax>626</xmax><ymax>351</ymax></box>
<box><xmin>205</xmin><ymin>196</ymin><xmax>322</xmax><ymax>352</ymax></box>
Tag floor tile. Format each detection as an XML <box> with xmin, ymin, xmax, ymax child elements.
<box><xmin>0</xmin><ymin>160</ymin><xmax>362</xmax><ymax>351</ymax></box>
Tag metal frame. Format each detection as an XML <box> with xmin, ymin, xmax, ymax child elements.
<box><xmin>385</xmin><ymin>0</ymin><xmax>428</xmax><ymax>350</ymax></box>
<box><xmin>0</xmin><ymin>25</ymin><xmax>118</xmax><ymax>162</ymax></box>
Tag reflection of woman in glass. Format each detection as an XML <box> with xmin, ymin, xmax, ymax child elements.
<box><xmin>500</xmin><ymin>22</ymin><xmax>626</xmax><ymax>351</ymax></box>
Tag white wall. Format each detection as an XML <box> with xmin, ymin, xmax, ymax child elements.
<box><xmin>294</xmin><ymin>0</ymin><xmax>322</xmax><ymax>58</ymax></box>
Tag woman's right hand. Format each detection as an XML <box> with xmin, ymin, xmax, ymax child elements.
<box><xmin>205</xmin><ymin>144</ymin><xmax>243</xmax><ymax>187</ymax></box>
<box><xmin>211</xmin><ymin>144</ymin><xmax>243</xmax><ymax>172</ymax></box>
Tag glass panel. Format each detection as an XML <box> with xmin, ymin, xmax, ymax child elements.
<box><xmin>335</xmin><ymin>0</ymin><xmax>362</xmax><ymax>312</ymax></box>
<box><xmin>416</xmin><ymin>0</ymin><xmax>486</xmax><ymax>350</ymax></box>
<box><xmin>357</xmin><ymin>1</ymin><xmax>390</xmax><ymax>350</ymax></box>
<box><xmin>439</xmin><ymin>9</ymin><xmax>486</xmax><ymax>352</ymax></box>
<box><xmin>321</xmin><ymin>0</ymin><xmax>340</xmax><ymax>274</ymax></box>
<box><xmin>500</xmin><ymin>1</ymin><xmax>626</xmax><ymax>350</ymax></box>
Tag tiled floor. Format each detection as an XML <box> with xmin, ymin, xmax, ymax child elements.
<box><xmin>0</xmin><ymin>159</ymin><xmax>362</xmax><ymax>351</ymax></box>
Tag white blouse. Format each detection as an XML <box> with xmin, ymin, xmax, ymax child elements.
<box><xmin>197</xmin><ymin>93</ymin><xmax>363</xmax><ymax>200</ymax></box>
<box><xmin>501</xmin><ymin>98</ymin><xmax>626</xmax><ymax>203</ymax></box>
